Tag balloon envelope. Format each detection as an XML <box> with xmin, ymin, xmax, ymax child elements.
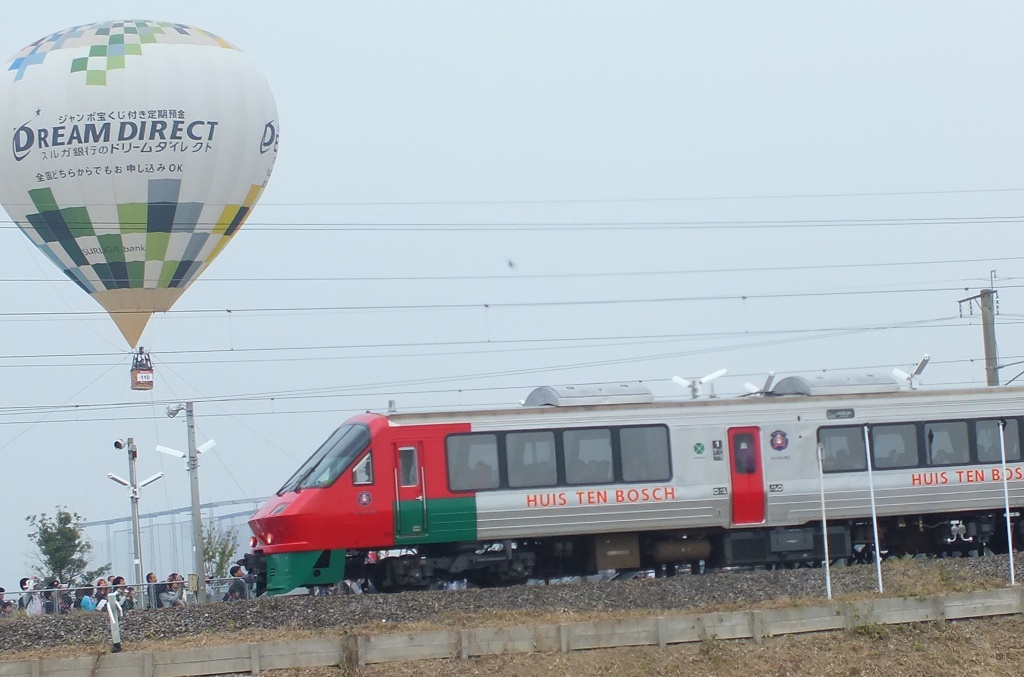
<box><xmin>0</xmin><ymin>20</ymin><xmax>279</xmax><ymax>346</ymax></box>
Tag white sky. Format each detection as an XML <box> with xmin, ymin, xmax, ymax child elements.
<box><xmin>1</xmin><ymin>2</ymin><xmax>1023</xmax><ymax>587</ymax></box>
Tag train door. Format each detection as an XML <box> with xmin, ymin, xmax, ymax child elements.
<box><xmin>394</xmin><ymin>442</ymin><xmax>426</xmax><ymax>537</ymax></box>
<box><xmin>728</xmin><ymin>427</ymin><xmax>765</xmax><ymax>524</ymax></box>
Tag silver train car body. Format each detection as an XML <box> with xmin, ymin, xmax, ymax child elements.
<box><xmin>388</xmin><ymin>375</ymin><xmax>1024</xmax><ymax>573</ymax></box>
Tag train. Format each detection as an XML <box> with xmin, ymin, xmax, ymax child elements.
<box><xmin>241</xmin><ymin>372</ymin><xmax>1024</xmax><ymax>596</ymax></box>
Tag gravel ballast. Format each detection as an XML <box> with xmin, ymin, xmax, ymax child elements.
<box><xmin>0</xmin><ymin>553</ymin><xmax>1018</xmax><ymax>656</ymax></box>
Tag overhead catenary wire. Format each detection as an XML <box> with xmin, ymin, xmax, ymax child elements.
<box><xmin>0</xmin><ymin>315</ymin><xmax>974</xmax><ymax>364</ymax></box>
<box><xmin>2</xmin><ymin>183</ymin><xmax>1024</xmax><ymax>210</ymax></box>
<box><xmin>0</xmin><ymin>331</ymin><xmax>998</xmax><ymax>422</ymax></box>
<box><xmin>0</xmin><ymin>284</ymin><xmax>1018</xmax><ymax>322</ymax></box>
<box><xmin>4</xmin><ymin>213</ymin><xmax>1024</xmax><ymax>232</ymax></box>
<box><xmin>3</xmin><ymin>254</ymin><xmax>1024</xmax><ymax>284</ymax></box>
<box><xmin>0</xmin><ymin>375</ymin><xmax>999</xmax><ymax>427</ymax></box>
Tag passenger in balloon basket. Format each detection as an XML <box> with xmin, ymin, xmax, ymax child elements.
<box><xmin>132</xmin><ymin>348</ymin><xmax>153</xmax><ymax>371</ymax></box>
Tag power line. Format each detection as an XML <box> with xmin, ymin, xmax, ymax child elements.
<box><xmin>0</xmin><ymin>317</ymin><xmax>969</xmax><ymax>363</ymax></box>
<box><xmin>0</xmin><ymin>373</ymin><xmax>1000</xmax><ymax>426</ymax></box>
<box><xmin>3</xmin><ymin>186</ymin><xmax>1024</xmax><ymax>210</ymax></box>
<box><xmin>3</xmin><ymin>214</ymin><xmax>1024</xmax><ymax>232</ymax></box>
<box><xmin>0</xmin><ymin>319</ymin><xmax>975</xmax><ymax>371</ymax></box>
<box><xmin>0</xmin><ymin>316</ymin><xmax>978</xmax><ymax>418</ymax></box>
<box><xmin>4</xmin><ymin>254</ymin><xmax>1024</xmax><ymax>285</ymax></box>
<box><xmin>0</xmin><ymin>284</ymin><xmax>1013</xmax><ymax>321</ymax></box>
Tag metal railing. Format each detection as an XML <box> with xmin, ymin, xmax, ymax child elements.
<box><xmin>0</xmin><ymin>577</ymin><xmax>253</xmax><ymax>619</ymax></box>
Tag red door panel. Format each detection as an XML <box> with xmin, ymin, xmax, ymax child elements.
<box><xmin>394</xmin><ymin>441</ymin><xmax>426</xmax><ymax>537</ymax></box>
<box><xmin>728</xmin><ymin>426</ymin><xmax>765</xmax><ymax>524</ymax></box>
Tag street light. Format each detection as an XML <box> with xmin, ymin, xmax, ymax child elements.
<box><xmin>108</xmin><ymin>437</ymin><xmax>163</xmax><ymax>608</ymax></box>
<box><xmin>157</xmin><ymin>402</ymin><xmax>213</xmax><ymax>604</ymax></box>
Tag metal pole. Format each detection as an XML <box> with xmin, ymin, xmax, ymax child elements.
<box><xmin>981</xmin><ymin>289</ymin><xmax>1000</xmax><ymax>386</ymax></box>
<box><xmin>816</xmin><ymin>443</ymin><xmax>833</xmax><ymax>600</ymax></box>
<box><xmin>186</xmin><ymin>402</ymin><xmax>208</xmax><ymax>603</ymax></box>
<box><xmin>999</xmin><ymin>419</ymin><xmax>1015</xmax><ymax>585</ymax></box>
<box><xmin>127</xmin><ymin>438</ymin><xmax>145</xmax><ymax>605</ymax></box>
<box><xmin>862</xmin><ymin>426</ymin><xmax>884</xmax><ymax>594</ymax></box>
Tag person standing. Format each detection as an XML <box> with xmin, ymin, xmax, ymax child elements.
<box><xmin>145</xmin><ymin>572</ymin><xmax>161</xmax><ymax>609</ymax></box>
<box><xmin>0</xmin><ymin>588</ymin><xmax>13</xmax><ymax>616</ymax></box>
<box><xmin>159</xmin><ymin>574</ymin><xmax>185</xmax><ymax>608</ymax></box>
<box><xmin>18</xmin><ymin>577</ymin><xmax>42</xmax><ymax>616</ymax></box>
<box><xmin>224</xmin><ymin>565</ymin><xmax>250</xmax><ymax>601</ymax></box>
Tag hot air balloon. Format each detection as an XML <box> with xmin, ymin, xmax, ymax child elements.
<box><xmin>0</xmin><ymin>20</ymin><xmax>279</xmax><ymax>358</ymax></box>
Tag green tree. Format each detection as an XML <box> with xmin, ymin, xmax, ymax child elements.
<box><xmin>203</xmin><ymin>521</ymin><xmax>241</xmax><ymax>578</ymax></box>
<box><xmin>25</xmin><ymin>507</ymin><xmax>110</xmax><ymax>585</ymax></box>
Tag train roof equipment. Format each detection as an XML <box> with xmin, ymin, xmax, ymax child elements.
<box><xmin>522</xmin><ymin>383</ymin><xmax>655</xmax><ymax>407</ymax></box>
<box><xmin>768</xmin><ymin>373</ymin><xmax>901</xmax><ymax>396</ymax></box>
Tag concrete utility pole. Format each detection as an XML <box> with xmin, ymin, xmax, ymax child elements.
<box><xmin>980</xmin><ymin>289</ymin><xmax>1000</xmax><ymax>386</ymax></box>
<box><xmin>185</xmin><ymin>402</ymin><xmax>206</xmax><ymax>604</ymax></box>
<box><xmin>959</xmin><ymin>272</ymin><xmax>1000</xmax><ymax>386</ymax></box>
<box><xmin>158</xmin><ymin>403</ymin><xmax>213</xmax><ymax>604</ymax></box>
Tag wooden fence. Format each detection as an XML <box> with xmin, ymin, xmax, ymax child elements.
<box><xmin>0</xmin><ymin>587</ymin><xmax>1021</xmax><ymax>676</ymax></box>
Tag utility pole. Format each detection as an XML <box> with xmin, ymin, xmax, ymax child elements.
<box><xmin>185</xmin><ymin>402</ymin><xmax>207</xmax><ymax>604</ymax></box>
<box><xmin>980</xmin><ymin>289</ymin><xmax>1000</xmax><ymax>386</ymax></box>
<box><xmin>959</xmin><ymin>271</ymin><xmax>1000</xmax><ymax>386</ymax></box>
<box><xmin>158</xmin><ymin>403</ymin><xmax>213</xmax><ymax>604</ymax></box>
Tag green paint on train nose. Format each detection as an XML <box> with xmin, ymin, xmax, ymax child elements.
<box><xmin>264</xmin><ymin>549</ymin><xmax>348</xmax><ymax>595</ymax></box>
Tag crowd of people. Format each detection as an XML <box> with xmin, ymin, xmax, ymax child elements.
<box><xmin>0</xmin><ymin>566</ymin><xmax>255</xmax><ymax>617</ymax></box>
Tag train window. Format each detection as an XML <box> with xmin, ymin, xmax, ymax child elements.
<box><xmin>352</xmin><ymin>453</ymin><xmax>373</xmax><ymax>485</ymax></box>
<box><xmin>925</xmin><ymin>422</ymin><xmax>968</xmax><ymax>466</ymax></box>
<box><xmin>446</xmin><ymin>434</ymin><xmax>500</xmax><ymax>491</ymax></box>
<box><xmin>977</xmin><ymin>419</ymin><xmax>1023</xmax><ymax>463</ymax></box>
<box><xmin>732</xmin><ymin>433</ymin><xmax>757</xmax><ymax>475</ymax></box>
<box><xmin>871</xmin><ymin>424</ymin><xmax>918</xmax><ymax>469</ymax></box>
<box><xmin>564</xmin><ymin>429</ymin><xmax>613</xmax><ymax>485</ymax></box>
<box><xmin>818</xmin><ymin>426</ymin><xmax>867</xmax><ymax>473</ymax></box>
<box><xmin>506</xmin><ymin>431</ymin><xmax>557</xmax><ymax>488</ymax></box>
<box><xmin>619</xmin><ymin>426</ymin><xmax>671</xmax><ymax>482</ymax></box>
<box><xmin>399</xmin><ymin>446</ymin><xmax>419</xmax><ymax>487</ymax></box>
<box><xmin>281</xmin><ymin>424</ymin><xmax>371</xmax><ymax>492</ymax></box>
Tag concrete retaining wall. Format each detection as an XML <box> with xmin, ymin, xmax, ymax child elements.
<box><xmin>1</xmin><ymin>587</ymin><xmax>1021</xmax><ymax>676</ymax></box>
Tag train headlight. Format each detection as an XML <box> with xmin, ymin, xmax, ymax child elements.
<box><xmin>265</xmin><ymin>533</ymin><xmax>274</xmax><ymax>545</ymax></box>
<box><xmin>249</xmin><ymin>536</ymin><xmax>258</xmax><ymax>548</ymax></box>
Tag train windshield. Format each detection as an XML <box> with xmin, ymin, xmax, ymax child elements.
<box><xmin>277</xmin><ymin>424</ymin><xmax>371</xmax><ymax>494</ymax></box>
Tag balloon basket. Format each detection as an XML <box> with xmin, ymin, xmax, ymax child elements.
<box><xmin>131</xmin><ymin>368</ymin><xmax>154</xmax><ymax>391</ymax></box>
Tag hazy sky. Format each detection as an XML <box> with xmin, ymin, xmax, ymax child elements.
<box><xmin>1</xmin><ymin>2</ymin><xmax>1023</xmax><ymax>587</ymax></box>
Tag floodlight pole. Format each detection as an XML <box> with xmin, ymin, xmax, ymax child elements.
<box><xmin>109</xmin><ymin>438</ymin><xmax>163</xmax><ymax>609</ymax></box>
<box><xmin>126</xmin><ymin>438</ymin><xmax>144</xmax><ymax>600</ymax></box>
